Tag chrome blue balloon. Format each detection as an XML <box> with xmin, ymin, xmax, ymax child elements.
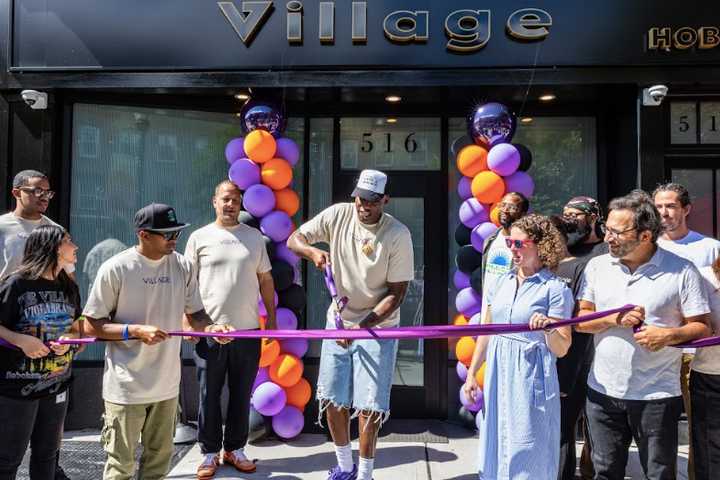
<box><xmin>467</xmin><ymin>102</ymin><xmax>516</xmax><ymax>148</ymax></box>
<box><xmin>240</xmin><ymin>100</ymin><xmax>286</xmax><ymax>136</ymax></box>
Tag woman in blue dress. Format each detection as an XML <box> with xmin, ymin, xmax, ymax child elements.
<box><xmin>464</xmin><ymin>214</ymin><xmax>574</xmax><ymax>479</ymax></box>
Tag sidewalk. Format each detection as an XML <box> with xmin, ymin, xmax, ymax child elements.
<box><xmin>21</xmin><ymin>421</ymin><xmax>689</xmax><ymax>479</ymax></box>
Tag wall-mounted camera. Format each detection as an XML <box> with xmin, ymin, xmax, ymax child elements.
<box><xmin>20</xmin><ymin>90</ymin><xmax>48</xmax><ymax>110</ymax></box>
<box><xmin>642</xmin><ymin>85</ymin><xmax>668</xmax><ymax>107</ymax></box>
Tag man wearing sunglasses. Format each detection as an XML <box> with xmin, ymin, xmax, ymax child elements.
<box><xmin>576</xmin><ymin>194</ymin><xmax>711</xmax><ymax>480</ymax></box>
<box><xmin>1</xmin><ymin>170</ymin><xmax>60</xmax><ymax>280</ymax></box>
<box><xmin>83</xmin><ymin>203</ymin><xmax>233</xmax><ymax>480</ymax></box>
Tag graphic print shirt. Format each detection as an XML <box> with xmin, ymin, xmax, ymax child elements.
<box><xmin>0</xmin><ymin>275</ymin><xmax>81</xmax><ymax>399</ymax></box>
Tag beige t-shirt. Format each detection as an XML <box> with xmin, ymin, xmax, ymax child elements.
<box><xmin>298</xmin><ymin>203</ymin><xmax>414</xmax><ymax>328</ymax></box>
<box><xmin>184</xmin><ymin>222</ymin><xmax>272</xmax><ymax>330</ymax></box>
<box><xmin>0</xmin><ymin>213</ymin><xmax>58</xmax><ymax>279</ymax></box>
<box><xmin>83</xmin><ymin>248</ymin><xmax>204</xmax><ymax>405</ymax></box>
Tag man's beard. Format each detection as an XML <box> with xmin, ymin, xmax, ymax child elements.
<box><xmin>499</xmin><ymin>214</ymin><xmax>515</xmax><ymax>229</ymax></box>
<box><xmin>566</xmin><ymin>220</ymin><xmax>592</xmax><ymax>247</ymax></box>
<box><xmin>608</xmin><ymin>238</ymin><xmax>640</xmax><ymax>258</ymax></box>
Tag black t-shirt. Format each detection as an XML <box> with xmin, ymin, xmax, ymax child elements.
<box><xmin>555</xmin><ymin>241</ymin><xmax>608</xmax><ymax>395</ymax></box>
<box><xmin>0</xmin><ymin>275</ymin><xmax>81</xmax><ymax>399</ymax></box>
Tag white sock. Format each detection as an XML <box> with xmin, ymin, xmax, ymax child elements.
<box><xmin>335</xmin><ymin>443</ymin><xmax>354</xmax><ymax>472</ymax></box>
<box><xmin>358</xmin><ymin>457</ymin><xmax>374</xmax><ymax>480</ymax></box>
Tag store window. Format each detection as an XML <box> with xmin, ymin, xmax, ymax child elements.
<box><xmin>447</xmin><ymin>116</ymin><xmax>597</xmax><ymax>322</ymax></box>
<box><xmin>70</xmin><ymin>104</ymin><xmax>304</xmax><ymax>359</ymax></box>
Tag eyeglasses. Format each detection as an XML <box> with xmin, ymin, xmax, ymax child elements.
<box><xmin>563</xmin><ymin>212</ymin><xmax>587</xmax><ymax>220</ymax></box>
<box><xmin>505</xmin><ymin>238</ymin><xmax>534</xmax><ymax>249</ymax></box>
<box><xmin>605</xmin><ymin>226</ymin><xmax>637</xmax><ymax>239</ymax></box>
<box><xmin>147</xmin><ymin>230</ymin><xmax>182</xmax><ymax>241</ymax></box>
<box><xmin>19</xmin><ymin>187</ymin><xmax>55</xmax><ymax>199</ymax></box>
<box><xmin>498</xmin><ymin>203</ymin><xmax>520</xmax><ymax>212</ymax></box>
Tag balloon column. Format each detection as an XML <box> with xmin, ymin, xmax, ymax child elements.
<box><xmin>225</xmin><ymin>100</ymin><xmax>309</xmax><ymax>439</ymax></box>
<box><xmin>452</xmin><ymin>102</ymin><xmax>535</xmax><ymax>421</ymax></box>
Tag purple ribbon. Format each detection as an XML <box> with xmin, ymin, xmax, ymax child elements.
<box><xmin>324</xmin><ymin>265</ymin><xmax>347</xmax><ymax>330</ymax></box>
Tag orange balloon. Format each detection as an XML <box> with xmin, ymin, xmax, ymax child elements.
<box><xmin>475</xmin><ymin>362</ymin><xmax>487</xmax><ymax>389</ymax></box>
<box><xmin>285</xmin><ymin>377</ymin><xmax>312</xmax><ymax>410</ymax></box>
<box><xmin>269</xmin><ymin>353</ymin><xmax>304</xmax><ymax>388</ymax></box>
<box><xmin>453</xmin><ymin>314</ymin><xmax>469</xmax><ymax>326</ymax></box>
<box><xmin>456</xmin><ymin>145</ymin><xmax>488</xmax><ymax>177</ymax></box>
<box><xmin>455</xmin><ymin>336</ymin><xmax>476</xmax><ymax>367</ymax></box>
<box><xmin>471</xmin><ymin>171</ymin><xmax>505</xmax><ymax>204</ymax></box>
<box><xmin>274</xmin><ymin>188</ymin><xmax>300</xmax><ymax>217</ymax></box>
<box><xmin>244</xmin><ymin>130</ymin><xmax>277</xmax><ymax>163</ymax></box>
<box><xmin>490</xmin><ymin>203</ymin><xmax>501</xmax><ymax>227</ymax></box>
<box><xmin>259</xmin><ymin>316</ymin><xmax>266</xmax><ymax>329</ymax></box>
<box><xmin>259</xmin><ymin>339</ymin><xmax>280</xmax><ymax>368</ymax></box>
<box><xmin>261</xmin><ymin>158</ymin><xmax>293</xmax><ymax>190</ymax></box>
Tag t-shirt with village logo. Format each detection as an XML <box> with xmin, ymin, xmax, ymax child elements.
<box><xmin>0</xmin><ymin>275</ymin><xmax>81</xmax><ymax>399</ymax></box>
<box><xmin>184</xmin><ymin>223</ymin><xmax>272</xmax><ymax>330</ymax></box>
<box><xmin>0</xmin><ymin>213</ymin><xmax>58</xmax><ymax>279</ymax></box>
<box><xmin>298</xmin><ymin>203</ymin><xmax>414</xmax><ymax>328</ymax></box>
<box><xmin>83</xmin><ymin>248</ymin><xmax>204</xmax><ymax>405</ymax></box>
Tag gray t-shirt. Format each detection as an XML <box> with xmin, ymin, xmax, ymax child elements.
<box><xmin>184</xmin><ymin>223</ymin><xmax>271</xmax><ymax>330</ymax></box>
<box><xmin>83</xmin><ymin>248</ymin><xmax>204</xmax><ymax>405</ymax></box>
<box><xmin>0</xmin><ymin>213</ymin><xmax>58</xmax><ymax>279</ymax></box>
<box><xmin>578</xmin><ymin>248</ymin><xmax>709</xmax><ymax>400</ymax></box>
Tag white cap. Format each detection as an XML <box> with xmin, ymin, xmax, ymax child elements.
<box><xmin>352</xmin><ymin>169</ymin><xmax>388</xmax><ymax>201</ymax></box>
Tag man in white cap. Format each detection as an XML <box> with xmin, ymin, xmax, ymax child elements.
<box><xmin>288</xmin><ymin>169</ymin><xmax>414</xmax><ymax>480</ymax></box>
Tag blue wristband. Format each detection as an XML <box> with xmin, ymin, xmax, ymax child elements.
<box><xmin>122</xmin><ymin>324</ymin><xmax>130</xmax><ymax>341</ymax></box>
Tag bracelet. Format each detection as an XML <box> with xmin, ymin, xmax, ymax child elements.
<box><xmin>122</xmin><ymin>324</ymin><xmax>130</xmax><ymax>341</ymax></box>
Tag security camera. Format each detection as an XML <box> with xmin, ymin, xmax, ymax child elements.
<box><xmin>20</xmin><ymin>90</ymin><xmax>48</xmax><ymax>110</ymax></box>
<box><xmin>642</xmin><ymin>85</ymin><xmax>668</xmax><ymax>107</ymax></box>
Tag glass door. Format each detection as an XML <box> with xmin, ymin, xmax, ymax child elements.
<box><xmin>334</xmin><ymin>116</ymin><xmax>447</xmax><ymax>418</ymax></box>
<box><xmin>667</xmin><ymin>162</ymin><xmax>720</xmax><ymax>238</ymax></box>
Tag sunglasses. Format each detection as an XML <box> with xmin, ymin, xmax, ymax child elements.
<box><xmin>146</xmin><ymin>230</ymin><xmax>182</xmax><ymax>241</ymax></box>
<box><xmin>505</xmin><ymin>238</ymin><xmax>533</xmax><ymax>249</ymax></box>
<box><xmin>19</xmin><ymin>187</ymin><xmax>55</xmax><ymax>199</ymax></box>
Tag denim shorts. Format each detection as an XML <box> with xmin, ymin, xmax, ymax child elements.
<box><xmin>316</xmin><ymin>322</ymin><xmax>398</xmax><ymax>416</ymax></box>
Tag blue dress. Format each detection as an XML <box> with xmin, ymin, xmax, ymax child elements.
<box><xmin>477</xmin><ymin>268</ymin><xmax>573</xmax><ymax>480</ymax></box>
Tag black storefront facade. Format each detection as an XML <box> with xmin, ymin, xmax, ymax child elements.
<box><xmin>2</xmin><ymin>0</ymin><xmax>720</xmax><ymax>430</ymax></box>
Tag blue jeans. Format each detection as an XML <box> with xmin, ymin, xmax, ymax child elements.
<box><xmin>316</xmin><ymin>335</ymin><xmax>398</xmax><ymax>419</ymax></box>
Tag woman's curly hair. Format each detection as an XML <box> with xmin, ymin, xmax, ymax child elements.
<box><xmin>511</xmin><ymin>214</ymin><xmax>567</xmax><ymax>270</ymax></box>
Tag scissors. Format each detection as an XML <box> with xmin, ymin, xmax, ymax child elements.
<box><xmin>324</xmin><ymin>264</ymin><xmax>348</xmax><ymax>330</ymax></box>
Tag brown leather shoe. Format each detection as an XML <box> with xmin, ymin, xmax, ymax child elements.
<box><xmin>223</xmin><ymin>450</ymin><xmax>257</xmax><ymax>473</ymax></box>
<box><xmin>197</xmin><ymin>454</ymin><xmax>220</xmax><ymax>479</ymax></box>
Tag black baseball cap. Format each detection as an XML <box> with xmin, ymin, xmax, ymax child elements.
<box><xmin>134</xmin><ymin>203</ymin><xmax>189</xmax><ymax>232</ymax></box>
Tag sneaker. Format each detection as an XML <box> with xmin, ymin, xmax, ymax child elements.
<box><xmin>223</xmin><ymin>449</ymin><xmax>257</xmax><ymax>473</ymax></box>
<box><xmin>55</xmin><ymin>465</ymin><xmax>71</xmax><ymax>480</ymax></box>
<box><xmin>327</xmin><ymin>464</ymin><xmax>358</xmax><ymax>480</ymax></box>
<box><xmin>197</xmin><ymin>453</ymin><xmax>220</xmax><ymax>479</ymax></box>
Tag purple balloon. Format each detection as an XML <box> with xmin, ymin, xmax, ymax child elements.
<box><xmin>455</xmin><ymin>287</ymin><xmax>482</xmax><ymax>317</ymax></box>
<box><xmin>471</xmin><ymin>222</ymin><xmax>497</xmax><ymax>253</ymax></box>
<box><xmin>457</xmin><ymin>176</ymin><xmax>472</xmax><ymax>200</ymax></box>
<box><xmin>258</xmin><ymin>291</ymin><xmax>279</xmax><ymax>317</ymax></box>
<box><xmin>504</xmin><ymin>171</ymin><xmax>535</xmax><ymax>198</ymax></box>
<box><xmin>272</xmin><ymin>405</ymin><xmax>304</xmax><ymax>439</ymax></box>
<box><xmin>225</xmin><ymin>137</ymin><xmax>246</xmax><ymax>164</ymax></box>
<box><xmin>459</xmin><ymin>385</ymin><xmax>484</xmax><ymax>413</ymax></box>
<box><xmin>275</xmin><ymin>242</ymin><xmax>300</xmax><ymax>266</ymax></box>
<box><xmin>252</xmin><ymin>368</ymin><xmax>270</xmax><ymax>393</ymax></box>
<box><xmin>456</xmin><ymin>361</ymin><xmax>468</xmax><ymax>382</ymax></box>
<box><xmin>276</xmin><ymin>307</ymin><xmax>298</xmax><ymax>330</ymax></box>
<box><xmin>453</xmin><ymin>270</ymin><xmax>470</xmax><ymax>290</ymax></box>
<box><xmin>281</xmin><ymin>338</ymin><xmax>309</xmax><ymax>358</ymax></box>
<box><xmin>243</xmin><ymin>184</ymin><xmax>276</xmax><ymax>218</ymax></box>
<box><xmin>240</xmin><ymin>100</ymin><xmax>286</xmax><ymax>137</ymax></box>
<box><xmin>276</xmin><ymin>138</ymin><xmax>300</xmax><ymax>167</ymax></box>
<box><xmin>228</xmin><ymin>158</ymin><xmax>261</xmax><ymax>190</ymax></box>
<box><xmin>488</xmin><ymin>143</ymin><xmax>521</xmax><ymax>177</ymax></box>
<box><xmin>467</xmin><ymin>102</ymin><xmax>516</xmax><ymax>148</ymax></box>
<box><xmin>251</xmin><ymin>381</ymin><xmax>287</xmax><ymax>416</ymax></box>
<box><xmin>261</xmin><ymin>210</ymin><xmax>294</xmax><ymax>242</ymax></box>
<box><xmin>459</xmin><ymin>198</ymin><xmax>490</xmax><ymax>229</ymax></box>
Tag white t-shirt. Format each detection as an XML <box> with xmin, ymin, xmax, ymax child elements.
<box><xmin>0</xmin><ymin>212</ymin><xmax>58</xmax><ymax>279</ymax></box>
<box><xmin>692</xmin><ymin>266</ymin><xmax>720</xmax><ymax>375</ymax></box>
<box><xmin>658</xmin><ymin>231</ymin><xmax>720</xmax><ymax>269</ymax></box>
<box><xmin>298</xmin><ymin>203</ymin><xmax>414</xmax><ymax>328</ymax></box>
<box><xmin>578</xmin><ymin>247</ymin><xmax>709</xmax><ymax>400</ymax></box>
<box><xmin>480</xmin><ymin>232</ymin><xmax>512</xmax><ymax>320</ymax></box>
<box><xmin>83</xmin><ymin>248</ymin><xmax>204</xmax><ymax>405</ymax></box>
<box><xmin>184</xmin><ymin>223</ymin><xmax>272</xmax><ymax>330</ymax></box>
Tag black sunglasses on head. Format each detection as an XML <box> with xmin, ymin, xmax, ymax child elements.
<box><xmin>146</xmin><ymin>230</ymin><xmax>182</xmax><ymax>241</ymax></box>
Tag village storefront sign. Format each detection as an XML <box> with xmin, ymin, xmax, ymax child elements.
<box><xmin>218</xmin><ymin>1</ymin><xmax>551</xmax><ymax>52</ymax></box>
